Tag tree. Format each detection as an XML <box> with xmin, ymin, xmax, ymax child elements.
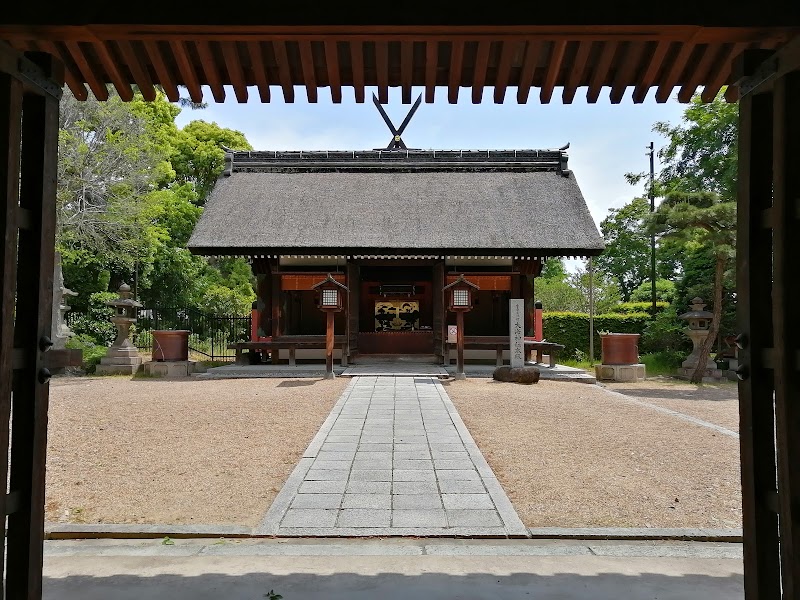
<box><xmin>594</xmin><ymin>197</ymin><xmax>651</xmax><ymax>301</ymax></box>
<box><xmin>534</xmin><ymin>261</ymin><xmax>620</xmax><ymax>314</ymax></box>
<box><xmin>654</xmin><ymin>89</ymin><xmax>738</xmax><ymax>202</ymax></box>
<box><xmin>540</xmin><ymin>257</ymin><xmax>569</xmax><ymax>281</ymax></box>
<box><xmin>646</xmin><ymin>191</ymin><xmax>736</xmax><ymax>383</ymax></box>
<box><xmin>171</xmin><ymin>120</ymin><xmax>252</xmax><ymax>203</ymax></box>
<box><xmin>57</xmin><ymin>90</ymin><xmax>165</xmax><ymax>264</ymax></box>
<box><xmin>568</xmin><ymin>263</ymin><xmax>622</xmax><ymax>314</ymax></box>
<box><xmin>630</xmin><ymin>279</ymin><xmax>676</xmax><ymax>304</ymax></box>
<box><xmin>58</xmin><ymin>88</ymin><xmax>257</xmax><ymax>338</ymax></box>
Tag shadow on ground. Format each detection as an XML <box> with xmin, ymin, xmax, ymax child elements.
<box><xmin>44</xmin><ymin>570</ymin><xmax>743</xmax><ymax>599</ymax></box>
<box><xmin>609</xmin><ymin>386</ymin><xmax>737</xmax><ymax>401</ymax></box>
<box><xmin>276</xmin><ymin>380</ymin><xmax>320</xmax><ymax>388</ymax></box>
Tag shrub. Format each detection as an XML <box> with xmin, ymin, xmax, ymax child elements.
<box><xmin>639</xmin><ymin>305</ymin><xmax>692</xmax><ymax>354</ymax></box>
<box><xmin>65</xmin><ymin>333</ymin><xmax>108</xmax><ymax>374</ymax></box>
<box><xmin>68</xmin><ymin>291</ymin><xmax>118</xmax><ymax>345</ymax></box>
<box><xmin>606</xmin><ymin>301</ymin><xmax>670</xmax><ymax>316</ymax></box>
<box><xmin>542</xmin><ymin>311</ymin><xmax>651</xmax><ymax>358</ymax></box>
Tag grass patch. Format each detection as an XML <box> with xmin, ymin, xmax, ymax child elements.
<box><xmin>559</xmin><ymin>351</ymin><xmax>684</xmax><ymax>378</ymax></box>
<box><xmin>641</xmin><ymin>351</ymin><xmax>684</xmax><ymax>377</ymax></box>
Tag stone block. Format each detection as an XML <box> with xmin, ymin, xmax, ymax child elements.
<box><xmin>143</xmin><ymin>360</ymin><xmax>197</xmax><ymax>378</ymax></box>
<box><xmin>492</xmin><ymin>365</ymin><xmax>541</xmax><ymax>384</ymax></box>
<box><xmin>595</xmin><ymin>363</ymin><xmax>646</xmax><ymax>382</ymax></box>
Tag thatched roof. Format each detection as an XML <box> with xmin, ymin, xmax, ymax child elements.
<box><xmin>188</xmin><ymin>149</ymin><xmax>604</xmax><ymax>258</ymax></box>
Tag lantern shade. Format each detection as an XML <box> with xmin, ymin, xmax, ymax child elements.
<box><xmin>312</xmin><ymin>273</ymin><xmax>349</xmax><ymax>312</ymax></box>
<box><xmin>443</xmin><ymin>275</ymin><xmax>479</xmax><ymax>312</ymax></box>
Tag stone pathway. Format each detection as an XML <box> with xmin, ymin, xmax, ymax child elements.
<box><xmin>255</xmin><ymin>376</ymin><xmax>526</xmax><ymax>537</ymax></box>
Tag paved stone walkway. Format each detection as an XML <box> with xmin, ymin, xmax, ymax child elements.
<box><xmin>256</xmin><ymin>376</ymin><xmax>526</xmax><ymax>537</ymax></box>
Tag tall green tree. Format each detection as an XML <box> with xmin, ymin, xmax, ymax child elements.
<box><xmin>57</xmin><ymin>90</ymin><xmax>165</xmax><ymax>269</ymax></box>
<box><xmin>594</xmin><ymin>197</ymin><xmax>651</xmax><ymax>301</ymax></box>
<box><xmin>171</xmin><ymin>120</ymin><xmax>252</xmax><ymax>203</ymax></box>
<box><xmin>58</xmin><ymin>88</ymin><xmax>257</xmax><ymax>333</ymax></box>
<box><xmin>654</xmin><ymin>89</ymin><xmax>738</xmax><ymax>202</ymax></box>
<box><xmin>646</xmin><ymin>191</ymin><xmax>736</xmax><ymax>383</ymax></box>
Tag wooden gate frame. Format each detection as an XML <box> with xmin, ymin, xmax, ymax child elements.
<box><xmin>0</xmin><ymin>43</ymin><xmax>63</xmax><ymax>599</ymax></box>
<box><xmin>737</xmin><ymin>40</ymin><xmax>800</xmax><ymax>599</ymax></box>
<box><xmin>1</xmin><ymin>30</ymin><xmax>800</xmax><ymax>600</ymax></box>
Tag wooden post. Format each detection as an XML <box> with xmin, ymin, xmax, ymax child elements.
<box><xmin>738</xmin><ymin>84</ymin><xmax>781</xmax><ymax>599</ymax></box>
<box><xmin>0</xmin><ymin>67</ymin><xmax>23</xmax><ymax>600</ymax></box>
<box><xmin>772</xmin><ymin>70</ymin><xmax>800</xmax><ymax>599</ymax></box>
<box><xmin>325</xmin><ymin>310</ymin><xmax>335</xmax><ymax>379</ymax></box>
<box><xmin>455</xmin><ymin>310</ymin><xmax>465</xmax><ymax>380</ymax></box>
<box><xmin>6</xmin><ymin>51</ymin><xmax>62</xmax><ymax>600</ymax></box>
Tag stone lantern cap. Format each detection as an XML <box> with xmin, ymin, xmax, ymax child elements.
<box><xmin>678</xmin><ymin>297</ymin><xmax>713</xmax><ymax>321</ymax></box>
<box><xmin>679</xmin><ymin>297</ymin><xmax>714</xmax><ymax>331</ymax></box>
<box><xmin>105</xmin><ymin>282</ymin><xmax>143</xmax><ymax>309</ymax></box>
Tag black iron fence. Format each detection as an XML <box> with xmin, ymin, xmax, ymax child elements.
<box><xmin>134</xmin><ymin>307</ymin><xmax>251</xmax><ymax>362</ymax></box>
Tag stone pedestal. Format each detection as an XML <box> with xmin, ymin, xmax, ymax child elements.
<box><xmin>595</xmin><ymin>363</ymin><xmax>647</xmax><ymax>382</ymax></box>
<box><xmin>143</xmin><ymin>360</ymin><xmax>199</xmax><ymax>378</ymax></box>
<box><xmin>96</xmin><ymin>344</ymin><xmax>142</xmax><ymax>375</ymax></box>
<box><xmin>676</xmin><ymin>366</ymin><xmax>723</xmax><ymax>383</ymax></box>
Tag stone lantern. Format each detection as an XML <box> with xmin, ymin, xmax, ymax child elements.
<box><xmin>677</xmin><ymin>297</ymin><xmax>722</xmax><ymax>381</ymax></box>
<box><xmin>96</xmin><ymin>283</ymin><xmax>143</xmax><ymax>375</ymax></box>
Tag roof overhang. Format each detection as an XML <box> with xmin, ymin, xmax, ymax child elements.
<box><xmin>1</xmin><ymin>8</ymin><xmax>797</xmax><ymax>105</ymax></box>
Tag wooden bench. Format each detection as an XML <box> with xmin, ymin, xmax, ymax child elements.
<box><xmin>524</xmin><ymin>340</ymin><xmax>566</xmax><ymax>368</ymax></box>
<box><xmin>228</xmin><ymin>335</ymin><xmax>347</xmax><ymax>366</ymax></box>
<box><xmin>446</xmin><ymin>336</ymin><xmax>565</xmax><ymax>367</ymax></box>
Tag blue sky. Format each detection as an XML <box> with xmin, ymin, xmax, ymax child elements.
<box><xmin>175</xmin><ymin>84</ymin><xmax>686</xmax><ymax>242</ymax></box>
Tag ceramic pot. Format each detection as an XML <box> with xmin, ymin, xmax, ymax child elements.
<box><xmin>152</xmin><ymin>330</ymin><xmax>189</xmax><ymax>361</ymax></box>
<box><xmin>600</xmin><ymin>333</ymin><xmax>640</xmax><ymax>365</ymax></box>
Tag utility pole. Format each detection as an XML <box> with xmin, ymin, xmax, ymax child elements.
<box><xmin>647</xmin><ymin>142</ymin><xmax>656</xmax><ymax>313</ymax></box>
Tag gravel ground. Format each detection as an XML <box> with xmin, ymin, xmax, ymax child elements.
<box><xmin>603</xmin><ymin>378</ymin><xmax>739</xmax><ymax>432</ymax></box>
<box><xmin>445</xmin><ymin>379</ymin><xmax>742</xmax><ymax>529</ymax></box>
<box><xmin>46</xmin><ymin>374</ymin><xmax>741</xmax><ymax>530</ymax></box>
<box><xmin>46</xmin><ymin>376</ymin><xmax>347</xmax><ymax>527</ymax></box>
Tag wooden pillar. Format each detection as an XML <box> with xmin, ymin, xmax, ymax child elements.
<box><xmin>5</xmin><ymin>51</ymin><xmax>63</xmax><ymax>600</ymax></box>
<box><xmin>772</xmin><ymin>70</ymin><xmax>800</xmax><ymax>600</ymax></box>
<box><xmin>432</xmin><ymin>261</ymin><xmax>444</xmax><ymax>362</ymax></box>
<box><xmin>455</xmin><ymin>310</ymin><xmax>465</xmax><ymax>379</ymax></box>
<box><xmin>521</xmin><ymin>274</ymin><xmax>534</xmax><ymax>336</ymax></box>
<box><xmin>346</xmin><ymin>262</ymin><xmax>359</xmax><ymax>362</ymax></box>
<box><xmin>325</xmin><ymin>310</ymin><xmax>335</xmax><ymax>379</ymax></box>
<box><xmin>0</xmin><ymin>66</ymin><xmax>24</xmax><ymax>600</ymax></box>
<box><xmin>271</xmin><ymin>270</ymin><xmax>281</xmax><ymax>338</ymax></box>
<box><xmin>737</xmin><ymin>81</ymin><xmax>780</xmax><ymax>598</ymax></box>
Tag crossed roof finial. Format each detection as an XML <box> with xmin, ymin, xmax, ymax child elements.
<box><xmin>372</xmin><ymin>93</ymin><xmax>422</xmax><ymax>150</ymax></box>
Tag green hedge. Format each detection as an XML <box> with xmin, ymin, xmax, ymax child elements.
<box><xmin>606</xmin><ymin>301</ymin><xmax>669</xmax><ymax>315</ymax></box>
<box><xmin>542</xmin><ymin>311</ymin><xmax>651</xmax><ymax>359</ymax></box>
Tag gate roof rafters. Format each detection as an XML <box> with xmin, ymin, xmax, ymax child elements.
<box><xmin>0</xmin><ymin>23</ymin><xmax>796</xmax><ymax>104</ymax></box>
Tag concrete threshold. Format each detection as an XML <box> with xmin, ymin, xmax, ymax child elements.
<box><xmin>45</xmin><ymin>522</ymin><xmax>742</xmax><ymax>543</ymax></box>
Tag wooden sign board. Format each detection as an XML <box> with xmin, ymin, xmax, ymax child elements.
<box><xmin>447</xmin><ymin>325</ymin><xmax>458</xmax><ymax>344</ymax></box>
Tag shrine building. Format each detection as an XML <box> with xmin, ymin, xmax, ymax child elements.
<box><xmin>187</xmin><ymin>147</ymin><xmax>604</xmax><ymax>363</ymax></box>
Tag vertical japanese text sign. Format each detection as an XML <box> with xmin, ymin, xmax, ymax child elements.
<box><xmin>510</xmin><ymin>299</ymin><xmax>525</xmax><ymax>367</ymax></box>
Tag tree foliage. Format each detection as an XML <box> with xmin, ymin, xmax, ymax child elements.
<box><xmin>171</xmin><ymin>120</ymin><xmax>252</xmax><ymax>203</ymax></box>
<box><xmin>646</xmin><ymin>191</ymin><xmax>736</xmax><ymax>382</ymax></box>
<box><xmin>594</xmin><ymin>197</ymin><xmax>652</xmax><ymax>301</ymax></box>
<box><xmin>57</xmin><ymin>88</ymin><xmax>256</xmax><ymax>345</ymax></box>
<box><xmin>654</xmin><ymin>89</ymin><xmax>738</xmax><ymax>202</ymax></box>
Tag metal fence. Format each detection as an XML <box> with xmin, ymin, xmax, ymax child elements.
<box><xmin>134</xmin><ymin>307</ymin><xmax>251</xmax><ymax>362</ymax></box>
